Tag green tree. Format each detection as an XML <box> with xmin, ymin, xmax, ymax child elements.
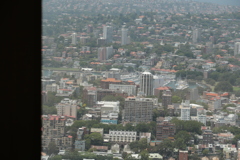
<box><xmin>42</xmin><ymin>105</ymin><xmax>57</xmax><ymax>114</ymax></box>
<box><xmin>84</xmin><ymin>132</ymin><xmax>103</xmax><ymax>147</ymax></box>
<box><xmin>175</xmin><ymin>131</ymin><xmax>191</xmax><ymax>145</ymax></box>
<box><xmin>214</xmin><ymin>81</ymin><xmax>233</xmax><ymax>92</ymax></box>
<box><xmin>202</xmin><ymin>149</ymin><xmax>209</xmax><ymax>156</ymax></box>
<box><xmin>174</xmin><ymin>138</ymin><xmax>186</xmax><ymax>150</ymax></box>
<box><xmin>136</xmin><ymin>123</ymin><xmax>149</xmax><ymax>132</ymax></box>
<box><xmin>140</xmin><ymin>150</ymin><xmax>149</xmax><ymax>160</ymax></box>
<box><xmin>139</xmin><ymin>138</ymin><xmax>148</xmax><ymax>150</ymax></box>
<box><xmin>232</xmin><ymin>134</ymin><xmax>240</xmax><ymax>146</ymax></box>
<box><xmin>157</xmin><ymin>138</ymin><xmax>174</xmax><ymax>157</ymax></box>
<box><xmin>47</xmin><ymin>142</ymin><xmax>58</xmax><ymax>155</ymax></box>
<box><xmin>49</xmin><ymin>155</ymin><xmax>62</xmax><ymax>160</ymax></box>
<box><xmin>172</xmin><ymin>95</ymin><xmax>182</xmax><ymax>103</ymax></box>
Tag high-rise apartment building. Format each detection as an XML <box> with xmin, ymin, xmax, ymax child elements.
<box><xmin>98</xmin><ymin>47</ymin><xmax>107</xmax><ymax>61</ymax></box>
<box><xmin>72</xmin><ymin>33</ymin><xmax>77</xmax><ymax>45</ymax></box>
<box><xmin>156</xmin><ymin>120</ymin><xmax>176</xmax><ymax>140</ymax></box>
<box><xmin>140</xmin><ymin>71</ymin><xmax>153</xmax><ymax>96</ymax></box>
<box><xmin>98</xmin><ymin>46</ymin><xmax>113</xmax><ymax>61</ymax></box>
<box><xmin>192</xmin><ymin>28</ymin><xmax>201</xmax><ymax>44</ymax></box>
<box><xmin>197</xmin><ymin>109</ymin><xmax>206</xmax><ymax>126</ymax></box>
<box><xmin>162</xmin><ymin>91</ymin><xmax>172</xmax><ymax>107</ymax></box>
<box><xmin>234</xmin><ymin>42</ymin><xmax>240</xmax><ymax>56</ymax></box>
<box><xmin>123</xmin><ymin>97</ymin><xmax>153</xmax><ymax>122</ymax></box>
<box><xmin>87</xmin><ymin>25</ymin><xmax>93</xmax><ymax>33</ymax></box>
<box><xmin>121</xmin><ymin>28</ymin><xmax>128</xmax><ymax>45</ymax></box>
<box><xmin>42</xmin><ymin>115</ymin><xmax>72</xmax><ymax>151</ymax></box>
<box><xmin>189</xmin><ymin>88</ymin><xmax>199</xmax><ymax>101</ymax></box>
<box><xmin>56</xmin><ymin>98</ymin><xmax>78</xmax><ymax>118</ymax></box>
<box><xmin>180</xmin><ymin>100</ymin><xmax>191</xmax><ymax>121</ymax></box>
<box><xmin>106</xmin><ymin>46</ymin><xmax>113</xmax><ymax>59</ymax></box>
<box><xmin>103</xmin><ymin>26</ymin><xmax>113</xmax><ymax>44</ymax></box>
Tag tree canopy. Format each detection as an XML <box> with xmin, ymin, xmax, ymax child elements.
<box><xmin>214</xmin><ymin>81</ymin><xmax>233</xmax><ymax>92</ymax></box>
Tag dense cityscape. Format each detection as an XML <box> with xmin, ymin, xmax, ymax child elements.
<box><xmin>42</xmin><ymin>0</ymin><xmax>240</xmax><ymax>160</ymax></box>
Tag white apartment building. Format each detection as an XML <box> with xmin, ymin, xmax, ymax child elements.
<box><xmin>103</xmin><ymin>26</ymin><xmax>113</xmax><ymax>44</ymax></box>
<box><xmin>109</xmin><ymin>130</ymin><xmax>137</xmax><ymax>143</ymax></box>
<box><xmin>197</xmin><ymin>113</ymin><xmax>206</xmax><ymax>126</ymax></box>
<box><xmin>180</xmin><ymin>100</ymin><xmax>191</xmax><ymax>121</ymax></box>
<box><xmin>234</xmin><ymin>42</ymin><xmax>240</xmax><ymax>56</ymax></box>
<box><xmin>96</xmin><ymin>101</ymin><xmax>120</xmax><ymax>113</ymax></box>
<box><xmin>46</xmin><ymin>83</ymin><xmax>59</xmax><ymax>92</ymax></box>
<box><xmin>72</xmin><ymin>33</ymin><xmax>77</xmax><ymax>45</ymax></box>
<box><xmin>56</xmin><ymin>98</ymin><xmax>78</xmax><ymax>118</ymax></box>
<box><xmin>109</xmin><ymin>84</ymin><xmax>136</xmax><ymax>96</ymax></box>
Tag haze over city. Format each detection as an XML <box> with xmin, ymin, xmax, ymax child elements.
<box><xmin>41</xmin><ymin>0</ymin><xmax>240</xmax><ymax>159</ymax></box>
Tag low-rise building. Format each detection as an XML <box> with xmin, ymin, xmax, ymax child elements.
<box><xmin>91</xmin><ymin>128</ymin><xmax>104</xmax><ymax>136</ymax></box>
<box><xmin>109</xmin><ymin>130</ymin><xmax>137</xmax><ymax>143</ymax></box>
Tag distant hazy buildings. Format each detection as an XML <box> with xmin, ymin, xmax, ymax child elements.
<box><xmin>189</xmin><ymin>88</ymin><xmax>199</xmax><ymax>101</ymax></box>
<box><xmin>98</xmin><ymin>47</ymin><xmax>107</xmax><ymax>61</ymax></box>
<box><xmin>192</xmin><ymin>28</ymin><xmax>201</xmax><ymax>44</ymax></box>
<box><xmin>106</xmin><ymin>46</ymin><xmax>113</xmax><ymax>59</ymax></box>
<box><xmin>103</xmin><ymin>25</ymin><xmax>113</xmax><ymax>44</ymax></box>
<box><xmin>140</xmin><ymin>72</ymin><xmax>153</xmax><ymax>96</ymax></box>
<box><xmin>121</xmin><ymin>28</ymin><xmax>128</xmax><ymax>45</ymax></box>
<box><xmin>234</xmin><ymin>42</ymin><xmax>240</xmax><ymax>56</ymax></box>
<box><xmin>98</xmin><ymin>46</ymin><xmax>113</xmax><ymax>61</ymax></box>
<box><xmin>72</xmin><ymin>33</ymin><xmax>77</xmax><ymax>45</ymax></box>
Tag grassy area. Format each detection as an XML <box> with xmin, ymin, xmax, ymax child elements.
<box><xmin>233</xmin><ymin>86</ymin><xmax>240</xmax><ymax>92</ymax></box>
<box><xmin>42</xmin><ymin>67</ymin><xmax>80</xmax><ymax>71</ymax></box>
<box><xmin>201</xmin><ymin>80</ymin><xmax>215</xmax><ymax>91</ymax></box>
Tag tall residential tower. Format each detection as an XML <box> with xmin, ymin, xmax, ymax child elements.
<box><xmin>121</xmin><ymin>28</ymin><xmax>128</xmax><ymax>45</ymax></box>
<box><xmin>140</xmin><ymin>71</ymin><xmax>153</xmax><ymax>96</ymax></box>
<box><xmin>103</xmin><ymin>25</ymin><xmax>113</xmax><ymax>44</ymax></box>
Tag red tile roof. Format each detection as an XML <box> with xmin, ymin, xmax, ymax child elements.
<box><xmin>155</xmin><ymin>86</ymin><xmax>170</xmax><ymax>90</ymax></box>
<box><xmin>101</xmin><ymin>78</ymin><xmax>121</xmax><ymax>83</ymax></box>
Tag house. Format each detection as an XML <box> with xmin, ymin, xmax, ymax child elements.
<box><xmin>90</xmin><ymin>128</ymin><xmax>104</xmax><ymax>136</ymax></box>
<box><xmin>91</xmin><ymin>145</ymin><xmax>108</xmax><ymax>152</ymax></box>
<box><xmin>111</xmin><ymin>144</ymin><xmax>120</xmax><ymax>153</ymax></box>
<box><xmin>149</xmin><ymin>153</ymin><xmax>163</xmax><ymax>160</ymax></box>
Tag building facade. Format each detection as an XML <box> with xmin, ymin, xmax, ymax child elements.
<box><xmin>103</xmin><ymin>26</ymin><xmax>113</xmax><ymax>44</ymax></box>
<box><xmin>56</xmin><ymin>98</ymin><xmax>78</xmax><ymax>118</ymax></box>
<box><xmin>109</xmin><ymin>84</ymin><xmax>137</xmax><ymax>96</ymax></box>
<box><xmin>100</xmin><ymin>78</ymin><xmax>122</xmax><ymax>89</ymax></box>
<box><xmin>234</xmin><ymin>42</ymin><xmax>240</xmax><ymax>56</ymax></box>
<box><xmin>42</xmin><ymin>115</ymin><xmax>69</xmax><ymax>150</ymax></box>
<box><xmin>192</xmin><ymin>28</ymin><xmax>201</xmax><ymax>44</ymax></box>
<box><xmin>179</xmin><ymin>150</ymin><xmax>188</xmax><ymax>160</ymax></box>
<box><xmin>98</xmin><ymin>47</ymin><xmax>107</xmax><ymax>62</ymax></box>
<box><xmin>162</xmin><ymin>93</ymin><xmax>172</xmax><ymax>107</ymax></box>
<box><xmin>109</xmin><ymin>130</ymin><xmax>137</xmax><ymax>143</ymax></box>
<box><xmin>156</xmin><ymin>120</ymin><xmax>176</xmax><ymax>140</ymax></box>
<box><xmin>123</xmin><ymin>97</ymin><xmax>153</xmax><ymax>122</ymax></box>
<box><xmin>140</xmin><ymin>72</ymin><xmax>153</xmax><ymax>96</ymax></box>
<box><xmin>180</xmin><ymin>100</ymin><xmax>191</xmax><ymax>121</ymax></box>
<box><xmin>121</xmin><ymin>28</ymin><xmax>128</xmax><ymax>45</ymax></box>
<box><xmin>72</xmin><ymin>32</ymin><xmax>77</xmax><ymax>45</ymax></box>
